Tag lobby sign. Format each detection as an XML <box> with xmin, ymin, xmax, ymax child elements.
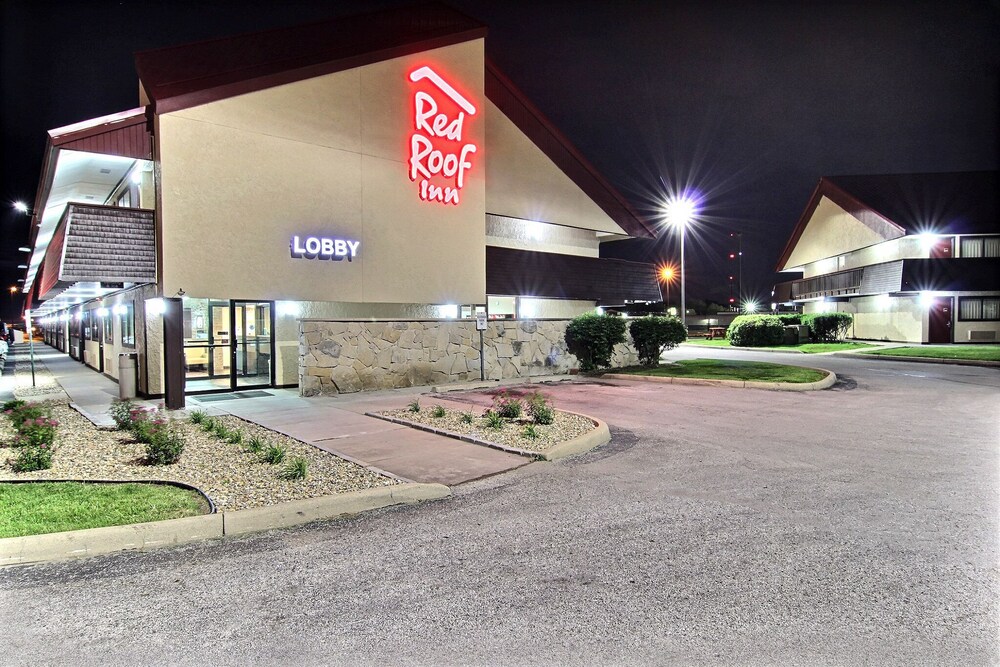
<box><xmin>408</xmin><ymin>66</ymin><xmax>478</xmax><ymax>206</ymax></box>
<box><xmin>290</xmin><ymin>235</ymin><xmax>360</xmax><ymax>261</ymax></box>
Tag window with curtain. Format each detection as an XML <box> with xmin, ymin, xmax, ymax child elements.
<box><xmin>959</xmin><ymin>297</ymin><xmax>1000</xmax><ymax>321</ymax></box>
<box><xmin>960</xmin><ymin>236</ymin><xmax>1000</xmax><ymax>258</ymax></box>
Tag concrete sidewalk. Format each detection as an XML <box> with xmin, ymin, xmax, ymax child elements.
<box><xmin>4</xmin><ymin>343</ymin><xmax>528</xmax><ymax>485</ymax></box>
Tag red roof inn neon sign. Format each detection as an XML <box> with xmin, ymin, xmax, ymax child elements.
<box><xmin>408</xmin><ymin>66</ymin><xmax>478</xmax><ymax>206</ymax></box>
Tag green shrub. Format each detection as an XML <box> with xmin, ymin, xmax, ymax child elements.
<box><xmin>188</xmin><ymin>409</ymin><xmax>208</xmax><ymax>424</ymax></box>
<box><xmin>407</xmin><ymin>399</ymin><xmax>420</xmax><ymax>413</ymax></box>
<box><xmin>244</xmin><ymin>435</ymin><xmax>266</xmax><ymax>454</ymax></box>
<box><xmin>12</xmin><ymin>442</ymin><xmax>55</xmax><ymax>472</ymax></box>
<box><xmin>564</xmin><ymin>313</ymin><xmax>627</xmax><ymax>372</ymax></box>
<box><xmin>14</xmin><ymin>416</ymin><xmax>59</xmax><ymax>449</ymax></box>
<box><xmin>261</xmin><ymin>445</ymin><xmax>287</xmax><ymax>464</ymax></box>
<box><xmin>775</xmin><ymin>313</ymin><xmax>802</xmax><ymax>325</ymax></box>
<box><xmin>146</xmin><ymin>427</ymin><xmax>184</xmax><ymax>465</ymax></box>
<box><xmin>628</xmin><ymin>316</ymin><xmax>687</xmax><ymax>366</ymax></box>
<box><xmin>525</xmin><ymin>391</ymin><xmax>555</xmax><ymax>425</ymax></box>
<box><xmin>211</xmin><ymin>421</ymin><xmax>230</xmax><ymax>439</ymax></box>
<box><xmin>459</xmin><ymin>411</ymin><xmax>474</xmax><ymax>424</ymax></box>
<box><xmin>5</xmin><ymin>402</ymin><xmax>48</xmax><ymax>429</ymax></box>
<box><xmin>801</xmin><ymin>312</ymin><xmax>853</xmax><ymax>342</ymax></box>
<box><xmin>280</xmin><ymin>457</ymin><xmax>309</xmax><ymax>480</ymax></box>
<box><xmin>727</xmin><ymin>315</ymin><xmax>785</xmax><ymax>347</ymax></box>
<box><xmin>108</xmin><ymin>399</ymin><xmax>135</xmax><ymax>430</ymax></box>
<box><xmin>2</xmin><ymin>399</ymin><xmax>26</xmax><ymax>413</ymax></box>
<box><xmin>483</xmin><ymin>410</ymin><xmax>504</xmax><ymax>430</ymax></box>
<box><xmin>492</xmin><ymin>391</ymin><xmax>523</xmax><ymax>419</ymax></box>
<box><xmin>225</xmin><ymin>429</ymin><xmax>243</xmax><ymax>445</ymax></box>
<box><xmin>522</xmin><ymin>424</ymin><xmax>539</xmax><ymax>440</ymax></box>
<box><xmin>430</xmin><ymin>405</ymin><xmax>446</xmax><ymax>418</ymax></box>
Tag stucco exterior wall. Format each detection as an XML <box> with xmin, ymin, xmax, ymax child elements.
<box><xmin>156</xmin><ymin>40</ymin><xmax>487</xmax><ymax>306</ymax></box>
<box><xmin>484</xmin><ymin>99</ymin><xmax>627</xmax><ymax>235</ymax></box>
<box><xmin>829</xmin><ymin>295</ymin><xmax>923</xmax><ymax>342</ymax></box>
<box><xmin>786</xmin><ymin>197</ymin><xmax>897</xmax><ymax>274</ymax></box>
<box><xmin>298</xmin><ymin>318</ymin><xmax>638</xmax><ymax>396</ymax></box>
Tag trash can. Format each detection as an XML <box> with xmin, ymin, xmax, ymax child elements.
<box><xmin>118</xmin><ymin>353</ymin><xmax>138</xmax><ymax>399</ymax></box>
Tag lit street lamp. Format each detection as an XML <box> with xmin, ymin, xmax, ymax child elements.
<box><xmin>659</xmin><ymin>265</ymin><xmax>676</xmax><ymax>314</ymax></box>
<box><xmin>665</xmin><ymin>196</ymin><xmax>697</xmax><ymax>328</ymax></box>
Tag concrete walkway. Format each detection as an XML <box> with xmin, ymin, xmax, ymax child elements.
<box><xmin>2</xmin><ymin>342</ymin><xmax>528</xmax><ymax>485</ymax></box>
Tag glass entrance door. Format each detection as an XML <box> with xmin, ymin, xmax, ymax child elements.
<box><xmin>232</xmin><ymin>301</ymin><xmax>273</xmax><ymax>388</ymax></box>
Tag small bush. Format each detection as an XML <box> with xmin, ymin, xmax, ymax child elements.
<box><xmin>211</xmin><ymin>421</ymin><xmax>230</xmax><ymax>439</ymax></box>
<box><xmin>430</xmin><ymin>405</ymin><xmax>446</xmax><ymax>418</ymax></box>
<box><xmin>5</xmin><ymin>403</ymin><xmax>48</xmax><ymax>429</ymax></box>
<box><xmin>261</xmin><ymin>445</ymin><xmax>287</xmax><ymax>464</ymax></box>
<box><xmin>492</xmin><ymin>391</ymin><xmax>523</xmax><ymax>419</ymax></box>
<box><xmin>775</xmin><ymin>314</ymin><xmax>802</xmax><ymax>325</ymax></box>
<box><xmin>225</xmin><ymin>430</ymin><xmax>243</xmax><ymax>445</ymax></box>
<box><xmin>459</xmin><ymin>412</ymin><xmax>474</xmax><ymax>424</ymax></box>
<box><xmin>280</xmin><ymin>457</ymin><xmax>309</xmax><ymax>480</ymax></box>
<box><xmin>2</xmin><ymin>399</ymin><xmax>26</xmax><ymax>413</ymax></box>
<box><xmin>132</xmin><ymin>414</ymin><xmax>169</xmax><ymax>446</ymax></box>
<box><xmin>628</xmin><ymin>315</ymin><xmax>687</xmax><ymax>366</ymax></box>
<box><xmin>727</xmin><ymin>315</ymin><xmax>785</xmax><ymax>347</ymax></box>
<box><xmin>108</xmin><ymin>399</ymin><xmax>135</xmax><ymax>430</ymax></box>
<box><xmin>244</xmin><ymin>435</ymin><xmax>266</xmax><ymax>454</ymax></box>
<box><xmin>407</xmin><ymin>399</ymin><xmax>420</xmax><ymax>413</ymax></box>
<box><xmin>200</xmin><ymin>416</ymin><xmax>219</xmax><ymax>433</ymax></box>
<box><xmin>483</xmin><ymin>410</ymin><xmax>504</xmax><ymax>430</ymax></box>
<box><xmin>525</xmin><ymin>391</ymin><xmax>555</xmax><ymax>425</ymax></box>
<box><xmin>146</xmin><ymin>427</ymin><xmax>184</xmax><ymax>465</ymax></box>
<box><xmin>12</xmin><ymin>442</ymin><xmax>54</xmax><ymax>472</ymax></box>
<box><xmin>564</xmin><ymin>313</ymin><xmax>627</xmax><ymax>372</ymax></box>
<box><xmin>188</xmin><ymin>410</ymin><xmax>208</xmax><ymax>424</ymax></box>
<box><xmin>15</xmin><ymin>417</ymin><xmax>59</xmax><ymax>449</ymax></box>
<box><xmin>801</xmin><ymin>312</ymin><xmax>853</xmax><ymax>342</ymax></box>
<box><xmin>522</xmin><ymin>424</ymin><xmax>539</xmax><ymax>440</ymax></box>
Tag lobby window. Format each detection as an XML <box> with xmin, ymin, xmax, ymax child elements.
<box><xmin>119</xmin><ymin>303</ymin><xmax>135</xmax><ymax>347</ymax></box>
<box><xmin>959</xmin><ymin>297</ymin><xmax>1000</xmax><ymax>321</ymax></box>
<box><xmin>959</xmin><ymin>236</ymin><xmax>1000</xmax><ymax>258</ymax></box>
<box><xmin>103</xmin><ymin>313</ymin><xmax>113</xmax><ymax>344</ymax></box>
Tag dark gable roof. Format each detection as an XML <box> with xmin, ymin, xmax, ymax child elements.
<box><xmin>135</xmin><ymin>3</ymin><xmax>487</xmax><ymax>114</ymax></box>
<box><xmin>776</xmin><ymin>171</ymin><xmax>999</xmax><ymax>271</ymax></box>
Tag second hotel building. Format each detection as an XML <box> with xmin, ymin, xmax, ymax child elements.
<box><xmin>24</xmin><ymin>4</ymin><xmax>660</xmax><ymax>404</ymax></box>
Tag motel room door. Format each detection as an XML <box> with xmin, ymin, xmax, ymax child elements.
<box><xmin>928</xmin><ymin>297</ymin><xmax>953</xmax><ymax>344</ymax></box>
<box><xmin>231</xmin><ymin>301</ymin><xmax>274</xmax><ymax>389</ymax></box>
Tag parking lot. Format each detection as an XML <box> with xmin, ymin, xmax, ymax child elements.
<box><xmin>2</xmin><ymin>349</ymin><xmax>998</xmax><ymax>666</ymax></box>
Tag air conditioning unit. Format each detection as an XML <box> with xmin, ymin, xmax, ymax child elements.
<box><xmin>968</xmin><ymin>330</ymin><xmax>996</xmax><ymax>342</ymax></box>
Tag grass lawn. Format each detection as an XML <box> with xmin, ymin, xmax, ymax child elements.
<box><xmin>685</xmin><ymin>339</ymin><xmax>876</xmax><ymax>353</ymax></box>
<box><xmin>0</xmin><ymin>481</ymin><xmax>209</xmax><ymax>538</ymax></box>
<box><xmin>862</xmin><ymin>345</ymin><xmax>1000</xmax><ymax>362</ymax></box>
<box><xmin>618</xmin><ymin>359</ymin><xmax>828</xmax><ymax>383</ymax></box>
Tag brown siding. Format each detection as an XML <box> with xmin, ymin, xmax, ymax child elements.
<box><xmin>486</xmin><ymin>246</ymin><xmax>660</xmax><ymax>304</ymax></box>
<box><xmin>58</xmin><ymin>121</ymin><xmax>151</xmax><ymax>160</ymax></box>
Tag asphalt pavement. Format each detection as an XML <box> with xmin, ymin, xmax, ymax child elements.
<box><xmin>1</xmin><ymin>349</ymin><xmax>997</xmax><ymax>666</ymax></box>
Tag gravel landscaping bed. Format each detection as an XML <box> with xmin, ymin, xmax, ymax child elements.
<box><xmin>7</xmin><ymin>361</ymin><xmax>65</xmax><ymax>399</ymax></box>
<box><xmin>377</xmin><ymin>404</ymin><xmax>596</xmax><ymax>453</ymax></box>
<box><xmin>0</xmin><ymin>402</ymin><xmax>399</xmax><ymax>512</ymax></box>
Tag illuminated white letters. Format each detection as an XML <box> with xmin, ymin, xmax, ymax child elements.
<box><xmin>290</xmin><ymin>236</ymin><xmax>360</xmax><ymax>261</ymax></box>
<box><xmin>407</xmin><ymin>66</ymin><xmax>478</xmax><ymax>206</ymax></box>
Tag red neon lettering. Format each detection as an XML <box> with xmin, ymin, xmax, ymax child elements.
<box><xmin>408</xmin><ymin>66</ymin><xmax>478</xmax><ymax>206</ymax></box>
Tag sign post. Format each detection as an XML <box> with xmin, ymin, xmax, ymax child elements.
<box><xmin>475</xmin><ymin>313</ymin><xmax>487</xmax><ymax>381</ymax></box>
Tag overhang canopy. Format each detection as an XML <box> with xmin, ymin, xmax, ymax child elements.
<box><xmin>37</xmin><ymin>203</ymin><xmax>155</xmax><ymax>303</ymax></box>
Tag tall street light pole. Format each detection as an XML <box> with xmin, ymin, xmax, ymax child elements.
<box><xmin>665</xmin><ymin>197</ymin><xmax>696</xmax><ymax>329</ymax></box>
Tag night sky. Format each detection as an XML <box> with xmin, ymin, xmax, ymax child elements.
<box><xmin>2</xmin><ymin>0</ymin><xmax>997</xmax><ymax>322</ymax></box>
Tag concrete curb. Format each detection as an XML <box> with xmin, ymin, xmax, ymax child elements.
<box><xmin>430</xmin><ymin>375</ymin><xmax>576</xmax><ymax>393</ymax></box>
<box><xmin>0</xmin><ymin>482</ymin><xmax>450</xmax><ymax>566</ymax></box>
<box><xmin>602</xmin><ymin>368</ymin><xmax>837</xmax><ymax>392</ymax></box>
<box><xmin>681</xmin><ymin>342</ymin><xmax>807</xmax><ymax>354</ymax></box>
<box><xmin>835</xmin><ymin>352</ymin><xmax>1000</xmax><ymax>368</ymax></box>
<box><xmin>366</xmin><ymin>410</ymin><xmax>610</xmax><ymax>462</ymax></box>
<box><xmin>539</xmin><ymin>412</ymin><xmax>610</xmax><ymax>460</ymax></box>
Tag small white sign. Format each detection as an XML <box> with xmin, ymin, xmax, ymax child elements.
<box><xmin>475</xmin><ymin>313</ymin><xmax>488</xmax><ymax>331</ymax></box>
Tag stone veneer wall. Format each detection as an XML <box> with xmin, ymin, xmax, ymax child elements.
<box><xmin>299</xmin><ymin>319</ymin><xmax>638</xmax><ymax>396</ymax></box>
